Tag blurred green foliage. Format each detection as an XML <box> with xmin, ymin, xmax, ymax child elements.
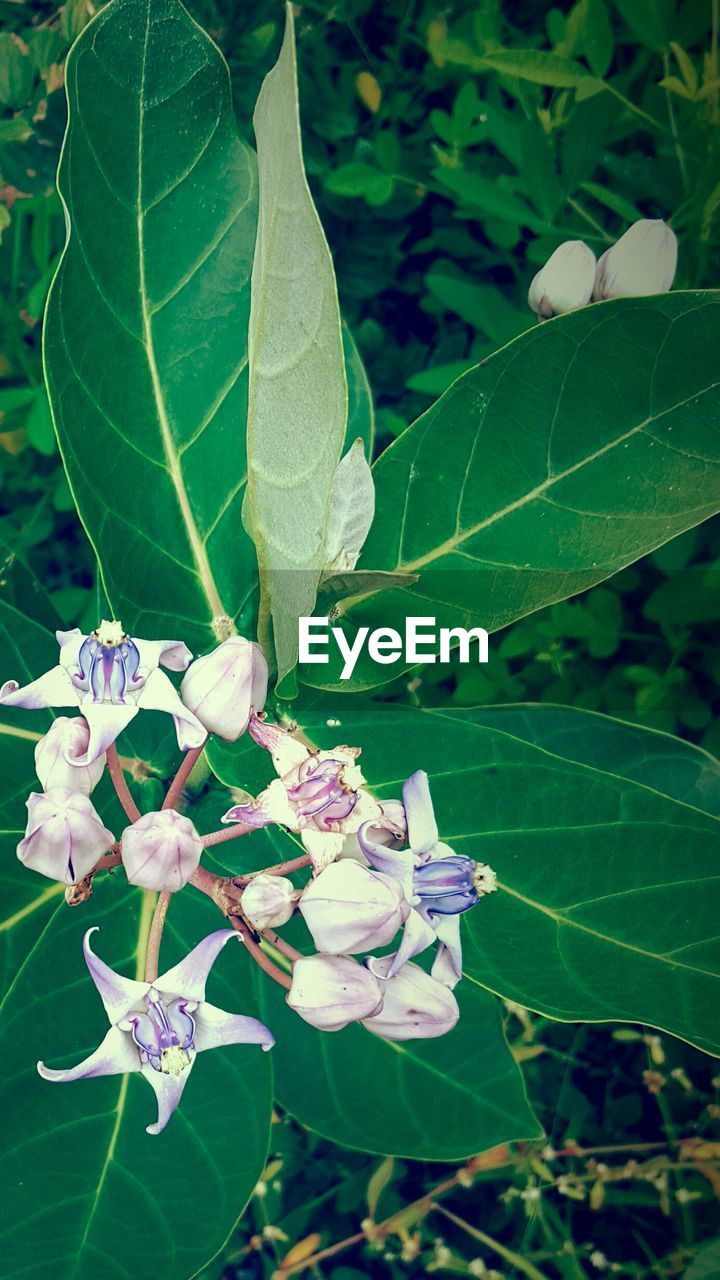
<box><xmin>0</xmin><ymin>0</ymin><xmax>718</xmax><ymax>1274</ymax></box>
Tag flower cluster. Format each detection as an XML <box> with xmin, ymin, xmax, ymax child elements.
<box><xmin>3</xmin><ymin>617</ymin><xmax>496</xmax><ymax>1131</ymax></box>
<box><xmin>527</xmin><ymin>218</ymin><xmax>678</xmax><ymax>319</ymax></box>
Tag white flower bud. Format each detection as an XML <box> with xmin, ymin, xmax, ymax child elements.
<box><xmin>362</xmin><ymin>956</ymin><xmax>459</xmax><ymax>1041</ymax></box>
<box><xmin>121</xmin><ymin>808</ymin><xmax>203</xmax><ymax>892</ymax></box>
<box><xmin>18</xmin><ymin>789</ymin><xmax>115</xmax><ymax>884</ymax></box>
<box><xmin>299</xmin><ymin>860</ymin><xmax>408</xmax><ymax>954</ymax></box>
<box><xmin>180</xmin><ymin>636</ymin><xmax>268</xmax><ymax>742</ymax></box>
<box><xmin>287</xmin><ymin>954</ymin><xmax>383</xmax><ymax>1031</ymax></box>
<box><xmin>528</xmin><ymin>241</ymin><xmax>596</xmax><ymax>318</ymax></box>
<box><xmin>593</xmin><ymin>219</ymin><xmax>677</xmax><ymax>301</ymax></box>
<box><xmin>34</xmin><ymin>716</ymin><xmax>105</xmax><ymax>795</ymax></box>
<box><xmin>240</xmin><ymin>873</ymin><xmax>296</xmax><ymax>930</ymax></box>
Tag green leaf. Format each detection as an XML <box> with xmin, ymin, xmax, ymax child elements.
<box><xmin>0</xmin><ymin>33</ymin><xmax>34</xmax><ymax>109</ymax></box>
<box><xmin>44</xmin><ymin>0</ymin><xmax>259</xmax><ymax>652</ymax></box>
<box><xmin>479</xmin><ymin>48</ymin><xmax>594</xmax><ymax>87</ymax></box>
<box><xmin>310</xmin><ymin>293</ymin><xmax>720</xmax><ymax>689</ymax></box>
<box><xmin>612</xmin><ymin>0</ymin><xmax>669</xmax><ymax>51</ymax></box>
<box><xmin>343</xmin><ymin>324</ymin><xmax>374</xmax><ymax>457</ymax></box>
<box><xmin>246</xmin><ymin>3</ymin><xmax>347</xmax><ymax>691</ymax></box>
<box><xmin>257</xmin><ymin>943</ymin><xmax>541</xmax><ymax>1159</ymax></box>
<box><xmin>0</xmin><ymin>604</ymin><xmax>273</xmax><ymax>1280</ymax></box>
<box><xmin>209</xmin><ymin>696</ymin><xmax>720</xmax><ymax>1056</ymax></box>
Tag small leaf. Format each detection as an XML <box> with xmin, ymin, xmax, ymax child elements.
<box><xmin>0</xmin><ymin>33</ymin><xmax>33</xmax><ymax>109</ymax></box>
<box><xmin>480</xmin><ymin>48</ymin><xmax>593</xmax><ymax>87</ymax></box>
<box><xmin>356</xmin><ymin>70</ymin><xmax>382</xmax><ymax>113</ymax></box>
<box><xmin>366</xmin><ymin>1156</ymin><xmax>394</xmax><ymax>1217</ymax></box>
<box><xmin>324</xmin><ymin>439</ymin><xmax>375</xmax><ymax>575</ymax></box>
<box><xmin>247</xmin><ymin>2</ymin><xmax>347</xmax><ymax>690</ymax></box>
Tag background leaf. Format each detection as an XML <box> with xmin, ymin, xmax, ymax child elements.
<box><xmin>44</xmin><ymin>0</ymin><xmax>259</xmax><ymax>652</ymax></box>
<box><xmin>246</xmin><ymin>3</ymin><xmax>347</xmax><ymax>690</ymax></box>
<box><xmin>307</xmin><ymin>293</ymin><xmax>720</xmax><ymax>689</ymax></box>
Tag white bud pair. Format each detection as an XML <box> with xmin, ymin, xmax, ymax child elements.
<box><xmin>287</xmin><ymin>952</ymin><xmax>458</xmax><ymax>1040</ymax></box>
<box><xmin>528</xmin><ymin>221</ymin><xmax>677</xmax><ymax>320</ymax></box>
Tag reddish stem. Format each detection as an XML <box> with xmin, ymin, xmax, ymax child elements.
<box><xmin>162</xmin><ymin>738</ymin><xmax>208</xmax><ymax>812</ymax></box>
<box><xmin>145</xmin><ymin>891</ymin><xmax>170</xmax><ymax>983</ymax></box>
<box><xmin>106</xmin><ymin>744</ymin><xmax>141</xmax><ymax>823</ymax></box>
<box><xmin>202</xmin><ymin>821</ymin><xmax>255</xmax><ymax>847</ymax></box>
<box><xmin>234</xmin><ymin>853</ymin><xmax>312</xmax><ymax>885</ymax></box>
<box><xmin>262</xmin><ymin>926</ymin><xmax>303</xmax><ymax>963</ymax></box>
<box><xmin>229</xmin><ymin>915</ymin><xmax>292</xmax><ymax>989</ymax></box>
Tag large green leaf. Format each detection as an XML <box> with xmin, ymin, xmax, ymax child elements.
<box><xmin>208</xmin><ymin>696</ymin><xmax>720</xmax><ymax>1056</ymax></box>
<box><xmin>246</xmin><ymin>4</ymin><xmax>347</xmax><ymax>689</ymax></box>
<box><xmin>0</xmin><ymin>606</ymin><xmax>273</xmax><ymax>1280</ymax></box>
<box><xmin>44</xmin><ymin>0</ymin><xmax>259</xmax><ymax>651</ymax></box>
<box><xmin>257</xmin><ymin>939</ymin><xmax>541</xmax><ymax>1160</ymax></box>
<box><xmin>304</xmin><ymin>293</ymin><xmax>720</xmax><ymax>689</ymax></box>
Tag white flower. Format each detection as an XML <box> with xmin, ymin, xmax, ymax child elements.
<box><xmin>240</xmin><ymin>874</ymin><xmax>297</xmax><ymax>930</ymax></box>
<box><xmin>121</xmin><ymin>809</ymin><xmax>203</xmax><ymax>893</ymax></box>
<box><xmin>593</xmin><ymin>219</ymin><xmax>677</xmax><ymax>300</ymax></box>
<box><xmin>0</xmin><ymin>621</ymin><xmax>205</xmax><ymax>763</ymax></box>
<box><xmin>286</xmin><ymin>954</ymin><xmax>383</xmax><ymax>1031</ymax></box>
<box><xmin>528</xmin><ymin>241</ymin><xmax>596</xmax><ymax>318</ymax></box>
<box><xmin>222</xmin><ymin>717</ymin><xmax>402</xmax><ymax>874</ymax></box>
<box><xmin>34</xmin><ymin>715</ymin><xmax>105</xmax><ymax>794</ymax></box>
<box><xmin>361</xmin><ymin>956</ymin><xmax>459</xmax><ymax>1041</ymax></box>
<box><xmin>299</xmin><ymin>860</ymin><xmax>409</xmax><ymax>954</ymax></box>
<box><xmin>18</xmin><ymin>789</ymin><xmax>115</xmax><ymax>884</ymax></box>
<box><xmin>180</xmin><ymin>635</ymin><xmax>268</xmax><ymax>741</ymax></box>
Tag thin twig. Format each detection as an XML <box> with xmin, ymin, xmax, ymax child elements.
<box><xmin>162</xmin><ymin>738</ymin><xmax>208</xmax><ymax>812</ymax></box>
<box><xmin>229</xmin><ymin>914</ymin><xmax>292</xmax><ymax>989</ymax></box>
<box><xmin>261</xmin><ymin>926</ymin><xmax>303</xmax><ymax>962</ymax></box>
<box><xmin>233</xmin><ymin>853</ymin><xmax>313</xmax><ymax>885</ymax></box>
<box><xmin>145</xmin><ymin>891</ymin><xmax>170</xmax><ymax>983</ymax></box>
<box><xmin>432</xmin><ymin>1203</ymin><xmax>552</xmax><ymax>1280</ymax></box>
<box><xmin>202</xmin><ymin>821</ymin><xmax>256</xmax><ymax>847</ymax></box>
<box><xmin>106</xmin><ymin>743</ymin><xmax>141</xmax><ymax>823</ymax></box>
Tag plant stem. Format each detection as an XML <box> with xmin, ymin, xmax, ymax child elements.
<box><xmin>233</xmin><ymin>853</ymin><xmax>313</xmax><ymax>884</ymax></box>
<box><xmin>162</xmin><ymin>738</ymin><xmax>208</xmax><ymax>812</ymax></box>
<box><xmin>202</xmin><ymin>821</ymin><xmax>256</xmax><ymax>847</ymax></box>
<box><xmin>229</xmin><ymin>914</ymin><xmax>292</xmax><ymax>989</ymax></box>
<box><xmin>106</xmin><ymin>743</ymin><xmax>142</xmax><ymax>823</ymax></box>
<box><xmin>145</xmin><ymin>891</ymin><xmax>170</xmax><ymax>983</ymax></box>
<box><xmin>261</xmin><ymin>926</ymin><xmax>303</xmax><ymax>962</ymax></box>
<box><xmin>431</xmin><ymin>1203</ymin><xmax>552</xmax><ymax>1280</ymax></box>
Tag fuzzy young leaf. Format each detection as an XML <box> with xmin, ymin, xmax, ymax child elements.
<box><xmin>246</xmin><ymin>3</ymin><xmax>347</xmax><ymax>691</ymax></box>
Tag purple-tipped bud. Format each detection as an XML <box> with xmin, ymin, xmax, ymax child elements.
<box><xmin>362</xmin><ymin>955</ymin><xmax>459</xmax><ymax>1041</ymax></box>
<box><xmin>180</xmin><ymin>636</ymin><xmax>268</xmax><ymax>742</ymax></box>
<box><xmin>299</xmin><ymin>860</ymin><xmax>408</xmax><ymax>954</ymax></box>
<box><xmin>593</xmin><ymin>219</ymin><xmax>677</xmax><ymax>300</ymax></box>
<box><xmin>121</xmin><ymin>809</ymin><xmax>203</xmax><ymax>893</ymax></box>
<box><xmin>240</xmin><ymin>874</ymin><xmax>297</xmax><ymax>931</ymax></box>
<box><xmin>18</xmin><ymin>789</ymin><xmax>115</xmax><ymax>884</ymax></box>
<box><xmin>287</xmin><ymin>954</ymin><xmax>383</xmax><ymax>1031</ymax></box>
<box><xmin>528</xmin><ymin>240</ymin><xmax>596</xmax><ymax>318</ymax></box>
<box><xmin>34</xmin><ymin>716</ymin><xmax>105</xmax><ymax>795</ymax></box>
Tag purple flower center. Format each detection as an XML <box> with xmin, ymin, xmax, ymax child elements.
<box><xmin>129</xmin><ymin>989</ymin><xmax>195</xmax><ymax>1076</ymax></box>
<box><xmin>76</xmin><ymin>628</ymin><xmax>141</xmax><ymax>704</ymax></box>
<box><xmin>289</xmin><ymin>756</ymin><xmax>358</xmax><ymax>829</ymax></box>
<box><xmin>413</xmin><ymin>855</ymin><xmax>479</xmax><ymax>916</ymax></box>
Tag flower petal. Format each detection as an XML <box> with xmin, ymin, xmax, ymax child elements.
<box><xmin>154</xmin><ymin>930</ymin><xmax>236</xmax><ymax>1003</ymax></box>
<box><xmin>431</xmin><ymin>915</ymin><xmax>463</xmax><ymax>988</ymax></box>
<box><xmin>38</xmin><ymin>1024</ymin><xmax>138</xmax><ymax>1082</ymax></box>
<box><xmin>194</xmin><ymin>1001</ymin><xmax>275</xmax><ymax>1052</ymax></box>
<box><xmin>0</xmin><ymin>665</ymin><xmax>80</xmax><ymax>712</ymax></box>
<box><xmin>403</xmin><ymin>771</ymin><xmax>438</xmax><ymax>856</ymax></box>
<box><xmin>141</xmin><ymin>1059</ymin><xmax>193</xmax><ymax>1135</ymax></box>
<box><xmin>83</xmin><ymin>927</ymin><xmax>149</xmax><ymax>1022</ymax></box>
<box><xmin>135</xmin><ymin>638</ymin><xmax>193</xmax><ymax>674</ymax></box>
<box><xmin>357</xmin><ymin>822</ymin><xmax>415</xmax><ymax>899</ymax></box>
<box><xmin>381</xmin><ymin>907</ymin><xmax>436</xmax><ymax>978</ymax></box>
<box><xmin>74</xmin><ymin>701</ymin><xmax>138</xmax><ymax>764</ymax></box>
<box><xmin>248</xmin><ymin>715</ymin><xmax>309</xmax><ymax>774</ymax></box>
<box><xmin>137</xmin><ymin>668</ymin><xmax>206</xmax><ymax>750</ymax></box>
<box><xmin>301</xmin><ymin>827</ymin><xmax>344</xmax><ymax>874</ymax></box>
<box><xmin>223</xmin><ymin>778</ymin><xmax>298</xmax><ymax>831</ymax></box>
